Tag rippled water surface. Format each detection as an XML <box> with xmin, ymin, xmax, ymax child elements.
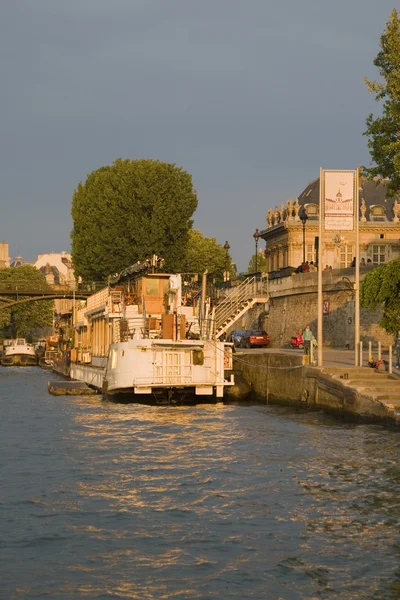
<box><xmin>1</xmin><ymin>368</ymin><xmax>399</xmax><ymax>599</ymax></box>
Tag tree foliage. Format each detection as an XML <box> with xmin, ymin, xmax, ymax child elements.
<box><xmin>247</xmin><ymin>252</ymin><xmax>267</xmax><ymax>274</ymax></box>
<box><xmin>184</xmin><ymin>230</ymin><xmax>231</xmax><ymax>279</ymax></box>
<box><xmin>71</xmin><ymin>159</ymin><xmax>198</xmax><ymax>281</ymax></box>
<box><xmin>364</xmin><ymin>9</ymin><xmax>400</xmax><ymax>195</ymax></box>
<box><xmin>360</xmin><ymin>260</ymin><xmax>400</xmax><ymax>332</ymax></box>
<box><xmin>0</xmin><ymin>265</ymin><xmax>54</xmax><ymax>337</ymax></box>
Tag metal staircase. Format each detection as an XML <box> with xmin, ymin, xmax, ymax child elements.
<box><xmin>214</xmin><ymin>276</ymin><xmax>269</xmax><ymax>339</ymax></box>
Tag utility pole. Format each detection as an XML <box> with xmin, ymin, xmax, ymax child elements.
<box><xmin>354</xmin><ymin>167</ymin><xmax>361</xmax><ymax>366</ymax></box>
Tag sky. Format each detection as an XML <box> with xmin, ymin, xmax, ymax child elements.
<box><xmin>0</xmin><ymin>0</ymin><xmax>397</xmax><ymax>271</ymax></box>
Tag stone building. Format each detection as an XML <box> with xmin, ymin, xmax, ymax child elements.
<box><xmin>34</xmin><ymin>252</ymin><xmax>76</xmax><ymax>324</ymax></box>
<box><xmin>261</xmin><ymin>177</ymin><xmax>400</xmax><ymax>272</ymax></box>
<box><xmin>34</xmin><ymin>252</ymin><xmax>75</xmax><ymax>287</ymax></box>
<box><xmin>0</xmin><ymin>242</ymin><xmax>10</xmax><ymax>268</ymax></box>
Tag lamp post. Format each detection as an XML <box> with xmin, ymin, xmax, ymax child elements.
<box><xmin>253</xmin><ymin>228</ymin><xmax>260</xmax><ymax>274</ymax></box>
<box><xmin>223</xmin><ymin>240</ymin><xmax>230</xmax><ymax>284</ymax></box>
<box><xmin>300</xmin><ymin>207</ymin><xmax>308</xmax><ymax>264</ymax></box>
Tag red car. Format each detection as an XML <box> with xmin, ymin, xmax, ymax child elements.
<box><xmin>239</xmin><ymin>330</ymin><xmax>270</xmax><ymax>348</ymax></box>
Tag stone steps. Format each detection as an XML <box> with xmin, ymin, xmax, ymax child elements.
<box><xmin>373</xmin><ymin>393</ymin><xmax>400</xmax><ymax>406</ymax></box>
<box><xmin>352</xmin><ymin>385</ymin><xmax>400</xmax><ymax>394</ymax></box>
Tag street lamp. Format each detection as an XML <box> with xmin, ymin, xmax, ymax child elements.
<box><xmin>300</xmin><ymin>207</ymin><xmax>308</xmax><ymax>264</ymax></box>
<box><xmin>253</xmin><ymin>228</ymin><xmax>260</xmax><ymax>273</ymax></box>
<box><xmin>223</xmin><ymin>240</ymin><xmax>230</xmax><ymax>284</ymax></box>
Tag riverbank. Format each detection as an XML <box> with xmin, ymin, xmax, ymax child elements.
<box><xmin>233</xmin><ymin>350</ymin><xmax>400</xmax><ymax>428</ymax></box>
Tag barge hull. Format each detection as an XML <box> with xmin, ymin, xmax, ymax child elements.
<box><xmin>1</xmin><ymin>355</ymin><xmax>38</xmax><ymax>367</ymax></box>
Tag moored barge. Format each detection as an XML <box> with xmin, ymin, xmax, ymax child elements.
<box><xmin>67</xmin><ymin>260</ymin><xmax>234</xmax><ymax>401</ymax></box>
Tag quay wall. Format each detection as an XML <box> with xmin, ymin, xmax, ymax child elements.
<box><xmin>233</xmin><ymin>352</ymin><xmax>399</xmax><ymax>427</ymax></box>
<box><xmin>264</xmin><ymin>268</ymin><xmax>392</xmax><ymax>349</ymax></box>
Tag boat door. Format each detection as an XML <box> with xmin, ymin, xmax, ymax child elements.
<box><xmin>153</xmin><ymin>349</ymin><xmax>193</xmax><ymax>385</ymax></box>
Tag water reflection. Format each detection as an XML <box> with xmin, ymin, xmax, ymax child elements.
<box><xmin>0</xmin><ymin>370</ymin><xmax>399</xmax><ymax>599</ymax></box>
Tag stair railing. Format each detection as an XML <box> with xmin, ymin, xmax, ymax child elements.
<box><xmin>214</xmin><ymin>276</ymin><xmax>267</xmax><ymax>335</ymax></box>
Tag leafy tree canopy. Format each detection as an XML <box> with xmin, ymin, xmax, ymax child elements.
<box><xmin>360</xmin><ymin>259</ymin><xmax>400</xmax><ymax>333</ymax></box>
<box><xmin>364</xmin><ymin>9</ymin><xmax>400</xmax><ymax>195</ymax></box>
<box><xmin>247</xmin><ymin>252</ymin><xmax>267</xmax><ymax>274</ymax></box>
<box><xmin>0</xmin><ymin>265</ymin><xmax>53</xmax><ymax>337</ymax></box>
<box><xmin>71</xmin><ymin>159</ymin><xmax>198</xmax><ymax>281</ymax></box>
<box><xmin>183</xmin><ymin>230</ymin><xmax>232</xmax><ymax>280</ymax></box>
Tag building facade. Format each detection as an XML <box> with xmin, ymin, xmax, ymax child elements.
<box><xmin>34</xmin><ymin>252</ymin><xmax>75</xmax><ymax>287</ymax></box>
<box><xmin>261</xmin><ymin>178</ymin><xmax>400</xmax><ymax>272</ymax></box>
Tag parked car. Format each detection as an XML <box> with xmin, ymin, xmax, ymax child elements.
<box><xmin>226</xmin><ymin>329</ymin><xmax>247</xmax><ymax>347</ymax></box>
<box><xmin>239</xmin><ymin>330</ymin><xmax>270</xmax><ymax>348</ymax></box>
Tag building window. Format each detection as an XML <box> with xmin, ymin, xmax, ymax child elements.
<box><xmin>306</xmin><ymin>244</ymin><xmax>315</xmax><ymax>263</ymax></box>
<box><xmin>340</xmin><ymin>245</ymin><xmax>354</xmax><ymax>268</ymax></box>
<box><xmin>372</xmin><ymin>245</ymin><xmax>386</xmax><ymax>265</ymax></box>
<box><xmin>283</xmin><ymin>247</ymin><xmax>288</xmax><ymax>267</ymax></box>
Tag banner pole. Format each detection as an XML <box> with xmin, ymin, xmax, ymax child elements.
<box><xmin>318</xmin><ymin>167</ymin><xmax>323</xmax><ymax>366</ymax></box>
<box><xmin>354</xmin><ymin>167</ymin><xmax>360</xmax><ymax>366</ymax></box>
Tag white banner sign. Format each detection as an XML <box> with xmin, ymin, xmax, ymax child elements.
<box><xmin>323</xmin><ymin>170</ymin><xmax>355</xmax><ymax>231</ymax></box>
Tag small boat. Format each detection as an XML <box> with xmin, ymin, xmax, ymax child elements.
<box><xmin>1</xmin><ymin>338</ymin><xmax>38</xmax><ymax>366</ymax></box>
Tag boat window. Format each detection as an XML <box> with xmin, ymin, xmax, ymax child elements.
<box><xmin>111</xmin><ymin>348</ymin><xmax>118</xmax><ymax>369</ymax></box>
<box><xmin>193</xmin><ymin>349</ymin><xmax>204</xmax><ymax>365</ymax></box>
<box><xmin>145</xmin><ymin>279</ymin><xmax>159</xmax><ymax>296</ymax></box>
<box><xmin>16</xmin><ymin>339</ymin><xmax>25</xmax><ymax>345</ymax></box>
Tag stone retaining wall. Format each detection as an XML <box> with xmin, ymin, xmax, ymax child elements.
<box><xmin>263</xmin><ymin>269</ymin><xmax>392</xmax><ymax>349</ymax></box>
<box><xmin>233</xmin><ymin>352</ymin><xmax>399</xmax><ymax>427</ymax></box>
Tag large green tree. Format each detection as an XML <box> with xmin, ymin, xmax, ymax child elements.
<box><xmin>183</xmin><ymin>229</ymin><xmax>232</xmax><ymax>279</ymax></box>
<box><xmin>364</xmin><ymin>9</ymin><xmax>400</xmax><ymax>195</ymax></box>
<box><xmin>71</xmin><ymin>159</ymin><xmax>198</xmax><ymax>281</ymax></box>
<box><xmin>0</xmin><ymin>265</ymin><xmax>53</xmax><ymax>337</ymax></box>
<box><xmin>247</xmin><ymin>252</ymin><xmax>267</xmax><ymax>274</ymax></box>
<box><xmin>360</xmin><ymin>259</ymin><xmax>400</xmax><ymax>333</ymax></box>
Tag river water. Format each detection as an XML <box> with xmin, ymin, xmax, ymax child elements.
<box><xmin>1</xmin><ymin>368</ymin><xmax>399</xmax><ymax>600</ymax></box>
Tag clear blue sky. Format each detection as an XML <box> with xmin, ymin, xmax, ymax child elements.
<box><xmin>0</xmin><ymin>0</ymin><xmax>396</xmax><ymax>270</ymax></box>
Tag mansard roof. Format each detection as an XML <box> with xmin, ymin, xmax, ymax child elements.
<box><xmin>298</xmin><ymin>177</ymin><xmax>396</xmax><ymax>220</ymax></box>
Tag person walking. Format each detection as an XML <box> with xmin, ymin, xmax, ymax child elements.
<box><xmin>302</xmin><ymin>325</ymin><xmax>314</xmax><ymax>355</ymax></box>
<box><xmin>395</xmin><ymin>331</ymin><xmax>400</xmax><ymax>368</ymax></box>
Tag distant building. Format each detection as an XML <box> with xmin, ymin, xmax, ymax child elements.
<box><xmin>34</xmin><ymin>252</ymin><xmax>76</xmax><ymax>323</ymax></box>
<box><xmin>0</xmin><ymin>242</ymin><xmax>10</xmax><ymax>268</ymax></box>
<box><xmin>261</xmin><ymin>177</ymin><xmax>400</xmax><ymax>272</ymax></box>
<box><xmin>34</xmin><ymin>252</ymin><xmax>75</xmax><ymax>287</ymax></box>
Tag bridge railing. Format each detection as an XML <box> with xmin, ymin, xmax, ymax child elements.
<box><xmin>0</xmin><ymin>283</ymin><xmax>94</xmax><ymax>296</ymax></box>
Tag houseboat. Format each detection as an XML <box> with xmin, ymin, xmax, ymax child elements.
<box><xmin>1</xmin><ymin>338</ymin><xmax>38</xmax><ymax>366</ymax></box>
<box><xmin>69</xmin><ymin>260</ymin><xmax>234</xmax><ymax>402</ymax></box>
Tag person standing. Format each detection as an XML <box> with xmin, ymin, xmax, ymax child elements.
<box><xmin>395</xmin><ymin>331</ymin><xmax>400</xmax><ymax>368</ymax></box>
<box><xmin>302</xmin><ymin>325</ymin><xmax>314</xmax><ymax>355</ymax></box>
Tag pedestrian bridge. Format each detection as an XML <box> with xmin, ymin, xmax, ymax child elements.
<box><xmin>0</xmin><ymin>285</ymin><xmax>94</xmax><ymax>310</ymax></box>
